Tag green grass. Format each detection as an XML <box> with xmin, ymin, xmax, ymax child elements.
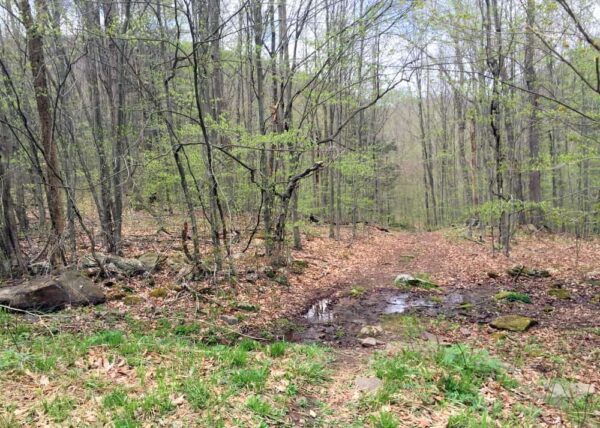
<box><xmin>359</xmin><ymin>343</ymin><xmax>517</xmax><ymax>426</ymax></box>
<box><xmin>0</xmin><ymin>311</ymin><xmax>330</xmax><ymax>426</ymax></box>
<box><xmin>42</xmin><ymin>396</ymin><xmax>76</xmax><ymax>422</ymax></box>
<box><xmin>369</xmin><ymin>410</ymin><xmax>399</xmax><ymax>427</ymax></box>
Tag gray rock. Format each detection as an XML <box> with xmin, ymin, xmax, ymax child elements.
<box><xmin>354</xmin><ymin>376</ymin><xmax>382</xmax><ymax>393</ymax></box>
<box><xmin>246</xmin><ymin>272</ymin><xmax>259</xmax><ymax>283</ymax></box>
<box><xmin>359</xmin><ymin>337</ymin><xmax>380</xmax><ymax>347</ymax></box>
<box><xmin>0</xmin><ymin>270</ymin><xmax>105</xmax><ymax>311</ymax></box>
<box><xmin>549</xmin><ymin>382</ymin><xmax>595</xmax><ymax>399</ymax></box>
<box><xmin>220</xmin><ymin>315</ymin><xmax>240</xmax><ymax>325</ymax></box>
<box><xmin>137</xmin><ymin>252</ymin><xmax>166</xmax><ymax>271</ymax></box>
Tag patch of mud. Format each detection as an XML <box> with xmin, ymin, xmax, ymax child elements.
<box><xmin>304</xmin><ymin>299</ymin><xmax>334</xmax><ymax>323</ymax></box>
<box><xmin>384</xmin><ymin>294</ymin><xmax>435</xmax><ymax>314</ymax></box>
<box><xmin>280</xmin><ymin>272</ymin><xmax>600</xmax><ymax>347</ymax></box>
<box><xmin>292</xmin><ymin>288</ymin><xmax>439</xmax><ymax>346</ymax></box>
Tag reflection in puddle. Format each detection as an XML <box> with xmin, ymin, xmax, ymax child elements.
<box><xmin>304</xmin><ymin>299</ymin><xmax>334</xmax><ymax>323</ymax></box>
<box><xmin>385</xmin><ymin>294</ymin><xmax>435</xmax><ymax>314</ymax></box>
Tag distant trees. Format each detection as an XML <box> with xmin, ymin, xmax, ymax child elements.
<box><xmin>390</xmin><ymin>0</ymin><xmax>599</xmax><ymax>250</ymax></box>
<box><xmin>0</xmin><ymin>0</ymin><xmax>413</xmax><ymax>276</ymax></box>
<box><xmin>0</xmin><ymin>0</ymin><xmax>597</xmax><ymax>276</ymax></box>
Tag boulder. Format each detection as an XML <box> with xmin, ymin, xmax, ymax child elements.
<box><xmin>490</xmin><ymin>315</ymin><xmax>535</xmax><ymax>332</ymax></box>
<box><xmin>0</xmin><ymin>270</ymin><xmax>105</xmax><ymax>311</ymax></box>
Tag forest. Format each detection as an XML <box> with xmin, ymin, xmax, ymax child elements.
<box><xmin>0</xmin><ymin>0</ymin><xmax>598</xmax><ymax>426</ymax></box>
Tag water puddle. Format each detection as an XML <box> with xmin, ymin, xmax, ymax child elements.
<box><xmin>384</xmin><ymin>294</ymin><xmax>435</xmax><ymax>314</ymax></box>
<box><xmin>304</xmin><ymin>299</ymin><xmax>334</xmax><ymax>323</ymax></box>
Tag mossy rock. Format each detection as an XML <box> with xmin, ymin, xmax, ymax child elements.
<box><xmin>123</xmin><ymin>295</ymin><xmax>143</xmax><ymax>306</ymax></box>
<box><xmin>137</xmin><ymin>252</ymin><xmax>167</xmax><ymax>271</ymax></box>
<box><xmin>591</xmin><ymin>294</ymin><xmax>600</xmax><ymax>304</ymax></box>
<box><xmin>494</xmin><ymin>291</ymin><xmax>532</xmax><ymax>304</ymax></box>
<box><xmin>490</xmin><ymin>315</ymin><xmax>535</xmax><ymax>332</ymax></box>
<box><xmin>507</xmin><ymin>265</ymin><xmax>550</xmax><ymax>278</ymax></box>
<box><xmin>149</xmin><ymin>287</ymin><xmax>168</xmax><ymax>298</ymax></box>
<box><xmin>548</xmin><ymin>288</ymin><xmax>570</xmax><ymax>300</ymax></box>
<box><xmin>290</xmin><ymin>260</ymin><xmax>309</xmax><ymax>275</ymax></box>
<box><xmin>394</xmin><ymin>273</ymin><xmax>438</xmax><ymax>289</ymax></box>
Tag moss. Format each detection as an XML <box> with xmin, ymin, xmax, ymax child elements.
<box><xmin>490</xmin><ymin>315</ymin><xmax>535</xmax><ymax>332</ymax></box>
<box><xmin>548</xmin><ymin>288</ymin><xmax>570</xmax><ymax>300</ymax></box>
<box><xmin>494</xmin><ymin>291</ymin><xmax>532</xmax><ymax>304</ymax></box>
<box><xmin>274</xmin><ymin>274</ymin><xmax>289</xmax><ymax>286</ymax></box>
<box><xmin>459</xmin><ymin>303</ymin><xmax>474</xmax><ymax>310</ymax></box>
<box><xmin>149</xmin><ymin>288</ymin><xmax>168</xmax><ymax>299</ymax></box>
<box><xmin>290</xmin><ymin>260</ymin><xmax>309</xmax><ymax>275</ymax></box>
<box><xmin>350</xmin><ymin>286</ymin><xmax>366</xmax><ymax>298</ymax></box>
<box><xmin>394</xmin><ymin>273</ymin><xmax>438</xmax><ymax>289</ymax></box>
<box><xmin>123</xmin><ymin>295</ymin><xmax>143</xmax><ymax>306</ymax></box>
<box><xmin>591</xmin><ymin>294</ymin><xmax>600</xmax><ymax>304</ymax></box>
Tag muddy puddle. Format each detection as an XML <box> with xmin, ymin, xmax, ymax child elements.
<box><xmin>294</xmin><ymin>288</ymin><xmax>445</xmax><ymax>345</ymax></box>
<box><xmin>284</xmin><ymin>279</ymin><xmax>599</xmax><ymax>346</ymax></box>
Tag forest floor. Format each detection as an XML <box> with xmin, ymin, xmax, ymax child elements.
<box><xmin>1</xmin><ymin>223</ymin><xmax>599</xmax><ymax>427</ymax></box>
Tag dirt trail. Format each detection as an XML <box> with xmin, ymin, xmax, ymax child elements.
<box><xmin>273</xmin><ymin>230</ymin><xmax>600</xmax><ymax>426</ymax></box>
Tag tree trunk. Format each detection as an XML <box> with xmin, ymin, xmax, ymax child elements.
<box><xmin>19</xmin><ymin>0</ymin><xmax>65</xmax><ymax>265</ymax></box>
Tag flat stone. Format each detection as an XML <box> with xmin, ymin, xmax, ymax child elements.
<box><xmin>359</xmin><ymin>337</ymin><xmax>380</xmax><ymax>347</ymax></box>
<box><xmin>220</xmin><ymin>315</ymin><xmax>240</xmax><ymax>325</ymax></box>
<box><xmin>490</xmin><ymin>315</ymin><xmax>535</xmax><ymax>332</ymax></box>
<box><xmin>549</xmin><ymin>382</ymin><xmax>595</xmax><ymax>399</ymax></box>
<box><xmin>354</xmin><ymin>376</ymin><xmax>382</xmax><ymax>393</ymax></box>
<box><xmin>359</xmin><ymin>325</ymin><xmax>383</xmax><ymax>337</ymax></box>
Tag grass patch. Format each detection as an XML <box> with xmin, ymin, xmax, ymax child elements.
<box><xmin>43</xmin><ymin>396</ymin><xmax>75</xmax><ymax>422</ymax></box>
<box><xmin>359</xmin><ymin>342</ymin><xmax>515</xmax><ymax>426</ymax></box>
<box><xmin>268</xmin><ymin>341</ymin><xmax>287</xmax><ymax>358</ymax></box>
<box><xmin>0</xmin><ymin>312</ymin><xmax>330</xmax><ymax>426</ymax></box>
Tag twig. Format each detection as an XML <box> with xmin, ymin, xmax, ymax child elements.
<box><xmin>0</xmin><ymin>304</ymin><xmax>55</xmax><ymax>337</ymax></box>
